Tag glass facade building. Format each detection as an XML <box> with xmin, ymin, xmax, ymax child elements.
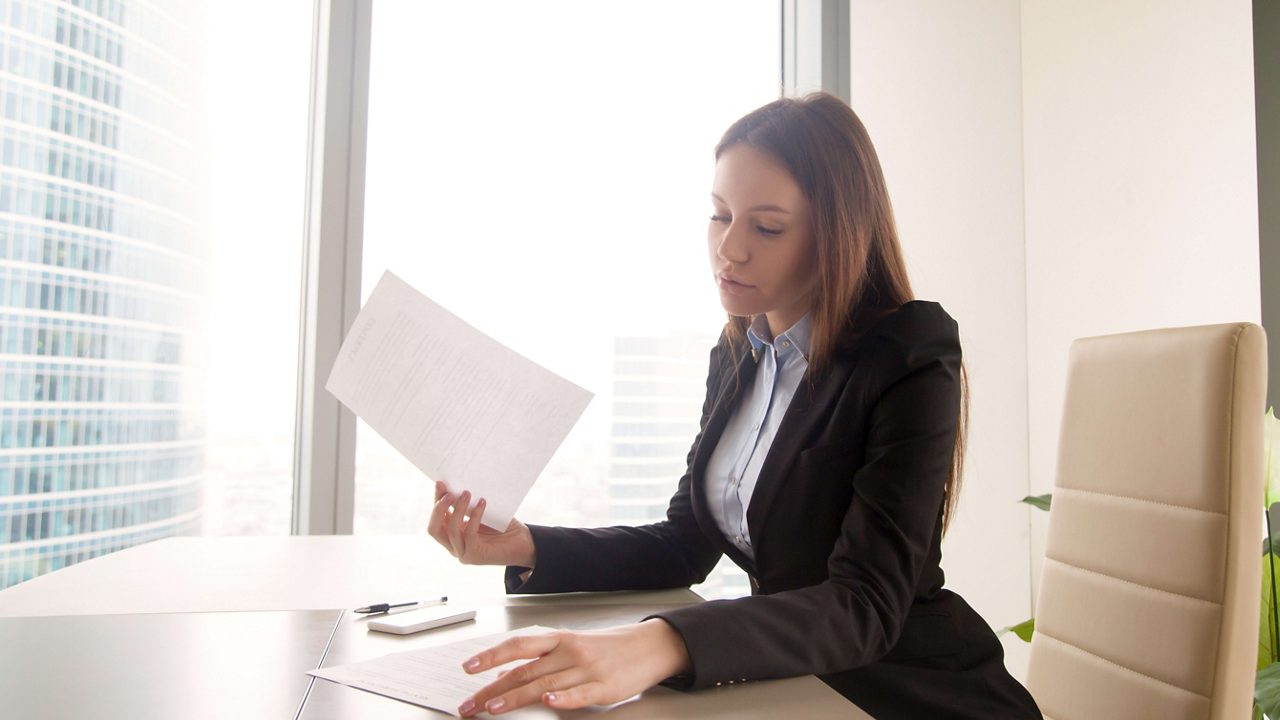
<box><xmin>0</xmin><ymin>0</ymin><xmax>205</xmax><ymax>589</ymax></box>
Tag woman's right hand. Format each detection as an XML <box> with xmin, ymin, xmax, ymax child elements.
<box><xmin>427</xmin><ymin>480</ymin><xmax>536</xmax><ymax>568</ymax></box>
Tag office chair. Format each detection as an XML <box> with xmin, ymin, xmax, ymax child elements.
<box><xmin>1025</xmin><ymin>322</ymin><xmax>1266</xmax><ymax>719</ymax></box>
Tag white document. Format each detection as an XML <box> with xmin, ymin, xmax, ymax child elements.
<box><xmin>307</xmin><ymin>625</ymin><xmax>557</xmax><ymax>716</ymax></box>
<box><xmin>325</xmin><ymin>271</ymin><xmax>593</xmax><ymax>529</ymax></box>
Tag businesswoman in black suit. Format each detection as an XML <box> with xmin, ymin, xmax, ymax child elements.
<box><xmin>427</xmin><ymin>91</ymin><xmax>1043</xmax><ymax>719</ymax></box>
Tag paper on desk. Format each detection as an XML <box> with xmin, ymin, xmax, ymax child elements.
<box><xmin>307</xmin><ymin>625</ymin><xmax>557</xmax><ymax>716</ymax></box>
<box><xmin>325</xmin><ymin>271</ymin><xmax>593</xmax><ymax>529</ymax></box>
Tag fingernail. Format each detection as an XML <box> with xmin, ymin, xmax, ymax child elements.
<box><xmin>545</xmin><ymin>692</ymin><xmax>558</xmax><ymax>703</ymax></box>
<box><xmin>458</xmin><ymin>698</ymin><xmax>475</xmax><ymax>715</ymax></box>
<box><xmin>486</xmin><ymin>698</ymin><xmax>506</xmax><ymax>712</ymax></box>
<box><xmin>464</xmin><ymin>656</ymin><xmax>480</xmax><ymax>671</ymax></box>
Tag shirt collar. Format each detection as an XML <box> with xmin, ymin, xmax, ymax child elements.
<box><xmin>746</xmin><ymin>312</ymin><xmax>812</xmax><ymax>362</ymax></box>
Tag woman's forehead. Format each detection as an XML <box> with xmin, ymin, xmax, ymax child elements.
<box><xmin>712</xmin><ymin>145</ymin><xmax>806</xmax><ymax>208</ymax></box>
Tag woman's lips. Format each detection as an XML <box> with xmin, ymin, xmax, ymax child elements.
<box><xmin>717</xmin><ymin>274</ymin><xmax>755</xmax><ymax>296</ymax></box>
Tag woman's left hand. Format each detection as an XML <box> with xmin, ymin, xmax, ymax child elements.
<box><xmin>456</xmin><ymin>619</ymin><xmax>691</xmax><ymax>716</ymax></box>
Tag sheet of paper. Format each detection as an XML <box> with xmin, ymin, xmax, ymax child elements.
<box><xmin>325</xmin><ymin>271</ymin><xmax>593</xmax><ymax>529</ymax></box>
<box><xmin>307</xmin><ymin>625</ymin><xmax>556</xmax><ymax>716</ymax></box>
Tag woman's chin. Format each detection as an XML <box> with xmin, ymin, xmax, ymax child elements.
<box><xmin>718</xmin><ymin>294</ymin><xmax>759</xmax><ymax>315</ymax></box>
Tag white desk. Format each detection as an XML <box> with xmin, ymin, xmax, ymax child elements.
<box><xmin>0</xmin><ymin>536</ymin><xmax>870</xmax><ymax>718</ymax></box>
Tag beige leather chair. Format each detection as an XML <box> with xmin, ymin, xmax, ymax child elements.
<box><xmin>1026</xmin><ymin>322</ymin><xmax>1267</xmax><ymax>720</ymax></box>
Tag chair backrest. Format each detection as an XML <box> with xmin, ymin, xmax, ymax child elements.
<box><xmin>1026</xmin><ymin>322</ymin><xmax>1266</xmax><ymax>720</ymax></box>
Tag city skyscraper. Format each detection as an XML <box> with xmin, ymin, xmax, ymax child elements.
<box><xmin>0</xmin><ymin>0</ymin><xmax>206</xmax><ymax>589</ymax></box>
<box><xmin>607</xmin><ymin>332</ymin><xmax>748</xmax><ymax>599</ymax></box>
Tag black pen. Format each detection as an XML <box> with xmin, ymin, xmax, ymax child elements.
<box><xmin>354</xmin><ymin>595</ymin><xmax>448</xmax><ymax>614</ymax></box>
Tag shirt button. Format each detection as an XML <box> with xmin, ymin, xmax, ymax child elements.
<box><xmin>751</xmin><ymin>423</ymin><xmax>760</xmax><ymax>431</ymax></box>
<box><xmin>781</xmin><ymin>340</ymin><xmax>790</xmax><ymax>348</ymax></box>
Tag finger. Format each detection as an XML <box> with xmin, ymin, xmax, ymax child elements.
<box><xmin>469</xmin><ymin>667</ymin><xmax>588</xmax><ymax>716</ymax></box>
<box><xmin>426</xmin><ymin>493</ymin><xmax>452</xmax><ymax>551</ymax></box>
<box><xmin>433</xmin><ymin>479</ymin><xmax>447</xmax><ymax>502</ymax></box>
<box><xmin>446</xmin><ymin>490</ymin><xmax>471</xmax><ymax>556</ymax></box>
<box><xmin>465</xmin><ymin>498</ymin><xmax>487</xmax><ymax>541</ymax></box>
<box><xmin>463</xmin><ymin>632</ymin><xmax>561</xmax><ymax>674</ymax></box>
<box><xmin>462</xmin><ymin>654</ymin><xmax>578</xmax><ymax>715</ymax></box>
<box><xmin>542</xmin><ymin>681</ymin><xmax>609</xmax><ymax>710</ymax></box>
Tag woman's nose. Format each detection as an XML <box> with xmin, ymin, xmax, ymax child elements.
<box><xmin>716</xmin><ymin>225</ymin><xmax>749</xmax><ymax>264</ymax></box>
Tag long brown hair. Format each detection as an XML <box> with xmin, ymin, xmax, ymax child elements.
<box><xmin>714</xmin><ymin>91</ymin><xmax>969</xmax><ymax>536</ymax></box>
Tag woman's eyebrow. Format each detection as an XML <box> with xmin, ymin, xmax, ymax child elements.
<box><xmin>710</xmin><ymin>193</ymin><xmax>792</xmax><ymax>214</ymax></box>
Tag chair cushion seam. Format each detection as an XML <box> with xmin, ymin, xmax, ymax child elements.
<box><xmin>1034</xmin><ymin>630</ymin><xmax>1212</xmax><ymax>702</ymax></box>
<box><xmin>1043</xmin><ymin>555</ymin><xmax>1221</xmax><ymax>606</ymax></box>
<box><xmin>1054</xmin><ymin>485</ymin><xmax>1226</xmax><ymax>517</ymax></box>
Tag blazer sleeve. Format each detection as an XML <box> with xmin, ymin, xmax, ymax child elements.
<box><xmin>645</xmin><ymin>309</ymin><xmax>962</xmax><ymax>689</ymax></box>
<box><xmin>502</xmin><ymin>334</ymin><xmax>728</xmax><ymax>594</ymax></box>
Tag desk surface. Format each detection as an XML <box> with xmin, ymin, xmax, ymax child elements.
<box><xmin>0</xmin><ymin>609</ymin><xmax>340</xmax><ymax>720</ymax></box>
<box><xmin>0</xmin><ymin>535</ymin><xmax>580</xmax><ymax>617</ymax></box>
<box><xmin>0</xmin><ymin>536</ymin><xmax>871</xmax><ymax>718</ymax></box>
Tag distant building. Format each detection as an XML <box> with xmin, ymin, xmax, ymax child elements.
<box><xmin>0</xmin><ymin>0</ymin><xmax>206</xmax><ymax>588</ymax></box>
<box><xmin>607</xmin><ymin>332</ymin><xmax>748</xmax><ymax>599</ymax></box>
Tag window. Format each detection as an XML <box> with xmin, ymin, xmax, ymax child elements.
<box><xmin>0</xmin><ymin>0</ymin><xmax>311</xmax><ymax>589</ymax></box>
<box><xmin>355</xmin><ymin>1</ymin><xmax>779</xmax><ymax>600</ymax></box>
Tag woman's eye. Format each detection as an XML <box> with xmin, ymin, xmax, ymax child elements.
<box><xmin>757</xmin><ymin>226</ymin><xmax>782</xmax><ymax>236</ymax></box>
<box><xmin>709</xmin><ymin>214</ymin><xmax>730</xmax><ymax>223</ymax></box>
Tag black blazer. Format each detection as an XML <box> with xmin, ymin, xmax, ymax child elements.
<box><xmin>505</xmin><ymin>301</ymin><xmax>1042</xmax><ymax>719</ymax></box>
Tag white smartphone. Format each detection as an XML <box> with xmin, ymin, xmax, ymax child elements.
<box><xmin>367</xmin><ymin>606</ymin><xmax>477</xmax><ymax>635</ymax></box>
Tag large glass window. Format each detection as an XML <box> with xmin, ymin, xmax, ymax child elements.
<box><xmin>197</xmin><ymin>1</ymin><xmax>309</xmax><ymax>538</ymax></box>
<box><xmin>356</xmin><ymin>2</ymin><xmax>780</xmax><ymax>599</ymax></box>
<box><xmin>0</xmin><ymin>0</ymin><xmax>310</xmax><ymax>589</ymax></box>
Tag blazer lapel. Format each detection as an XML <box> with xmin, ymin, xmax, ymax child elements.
<box><xmin>744</xmin><ymin>351</ymin><xmax>858</xmax><ymax>550</ymax></box>
<box><xmin>690</xmin><ymin>340</ymin><xmax>759</xmax><ymax>566</ymax></box>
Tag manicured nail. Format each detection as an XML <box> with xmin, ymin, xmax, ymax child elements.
<box><xmin>545</xmin><ymin>692</ymin><xmax>558</xmax><ymax>703</ymax></box>
<box><xmin>464</xmin><ymin>656</ymin><xmax>480</xmax><ymax>671</ymax></box>
<box><xmin>458</xmin><ymin>698</ymin><xmax>475</xmax><ymax>715</ymax></box>
<box><xmin>486</xmin><ymin>698</ymin><xmax>506</xmax><ymax>712</ymax></box>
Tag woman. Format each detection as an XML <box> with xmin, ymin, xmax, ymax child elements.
<box><xmin>427</xmin><ymin>91</ymin><xmax>1043</xmax><ymax>719</ymax></box>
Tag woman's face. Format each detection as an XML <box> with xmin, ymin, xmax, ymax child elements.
<box><xmin>707</xmin><ymin>143</ymin><xmax>817</xmax><ymax>332</ymax></box>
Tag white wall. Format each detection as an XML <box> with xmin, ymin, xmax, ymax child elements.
<box><xmin>850</xmin><ymin>0</ymin><xmax>1262</xmax><ymax>682</ymax></box>
<box><xmin>1021</xmin><ymin>0</ymin><xmax>1260</xmax><ymax>601</ymax></box>
<box><xmin>849</xmin><ymin>0</ymin><xmax>1034</xmax><ymax>676</ymax></box>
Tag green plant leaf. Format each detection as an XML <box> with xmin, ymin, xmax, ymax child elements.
<box><xmin>1262</xmin><ymin>553</ymin><xmax>1279</xmax><ymax>669</ymax></box>
<box><xmin>998</xmin><ymin>617</ymin><xmax>1035</xmax><ymax>643</ymax></box>
<box><xmin>1266</xmin><ymin>534</ymin><xmax>1280</xmax><ymax>556</ymax></box>
<box><xmin>1019</xmin><ymin>494</ymin><xmax>1052</xmax><ymax>512</ymax></box>
<box><xmin>1265</xmin><ymin>407</ymin><xmax>1280</xmax><ymax>508</ymax></box>
<box><xmin>1257</xmin><ymin>661</ymin><xmax>1280</xmax><ymax>718</ymax></box>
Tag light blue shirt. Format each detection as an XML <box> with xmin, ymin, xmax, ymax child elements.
<box><xmin>705</xmin><ymin>311</ymin><xmax>812</xmax><ymax>561</ymax></box>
